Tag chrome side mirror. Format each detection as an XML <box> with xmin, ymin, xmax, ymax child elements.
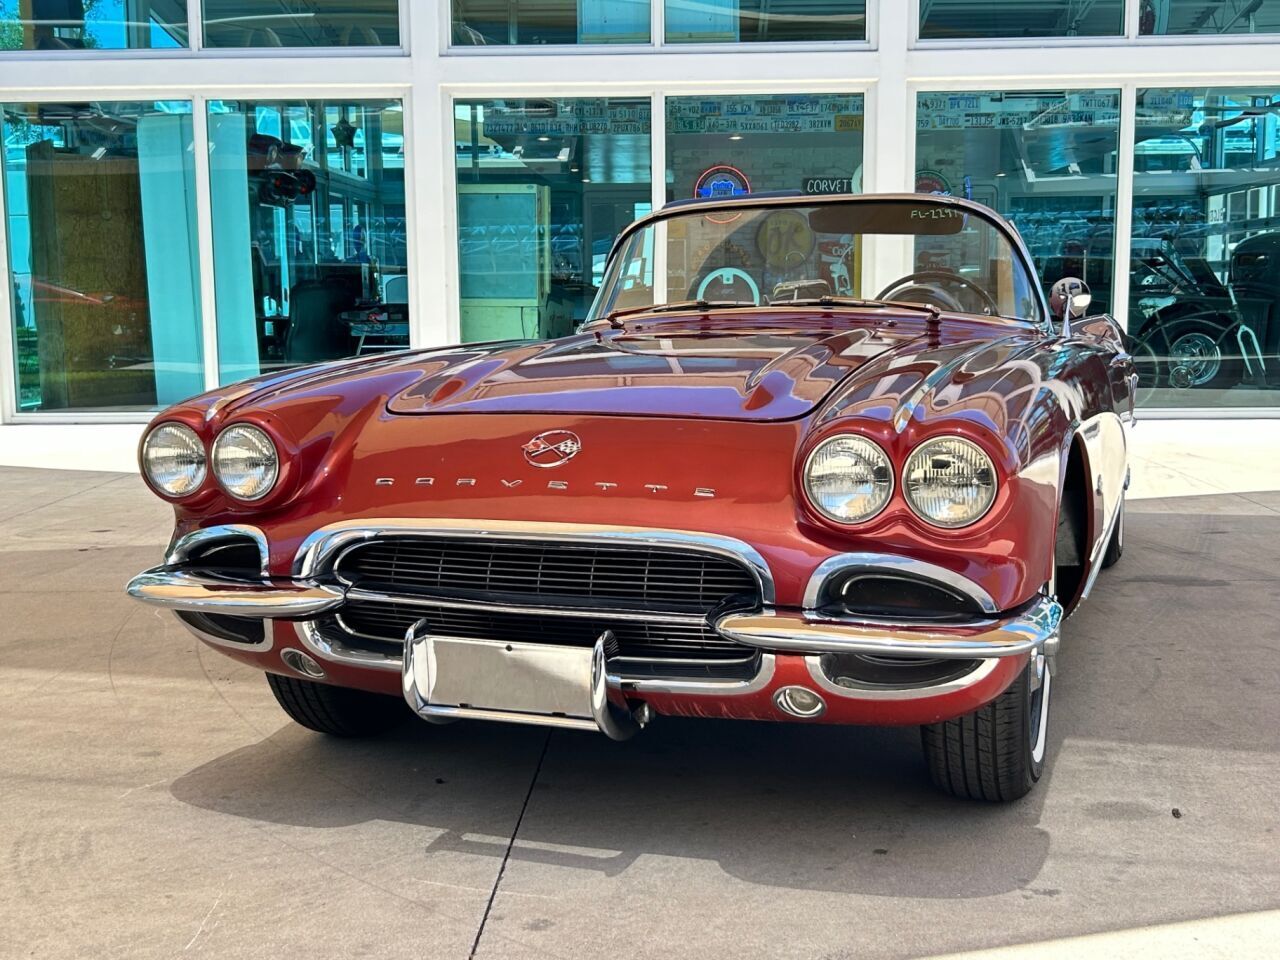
<box><xmin>1049</xmin><ymin>277</ymin><xmax>1092</xmax><ymax>333</ymax></box>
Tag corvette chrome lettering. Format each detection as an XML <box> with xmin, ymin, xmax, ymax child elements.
<box><xmin>381</xmin><ymin>475</ymin><xmax>714</xmax><ymax>498</ymax></box>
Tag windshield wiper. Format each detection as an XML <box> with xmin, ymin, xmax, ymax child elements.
<box><xmin>606</xmin><ymin>299</ymin><xmax>757</xmax><ymax>328</ymax></box>
<box><xmin>779</xmin><ymin>296</ymin><xmax>941</xmax><ymax>320</ymax></box>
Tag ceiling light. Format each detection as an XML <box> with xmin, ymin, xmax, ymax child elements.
<box><xmin>729</xmin><ymin>135</ymin><xmax>743</xmax><ymax>141</ymax></box>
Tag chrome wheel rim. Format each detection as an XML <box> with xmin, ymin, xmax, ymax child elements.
<box><xmin>1168</xmin><ymin>332</ymin><xmax>1222</xmax><ymax>386</ymax></box>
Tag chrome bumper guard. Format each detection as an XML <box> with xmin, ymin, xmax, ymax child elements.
<box><xmin>715</xmin><ymin>595</ymin><xmax>1062</xmax><ymax>660</ymax></box>
<box><xmin>402</xmin><ymin>625</ymin><xmax>645</xmax><ymax>740</ymax></box>
<box><xmin>126</xmin><ymin>566</ymin><xmax>345</xmax><ymax>619</ymax></box>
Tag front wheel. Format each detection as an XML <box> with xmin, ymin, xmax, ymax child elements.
<box><xmin>921</xmin><ymin>653</ymin><xmax>1052</xmax><ymax>801</ymax></box>
<box><xmin>267</xmin><ymin>672</ymin><xmax>410</xmax><ymax>737</ymax></box>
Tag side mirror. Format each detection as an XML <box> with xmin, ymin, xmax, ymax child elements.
<box><xmin>1050</xmin><ymin>277</ymin><xmax>1092</xmax><ymax>327</ymax></box>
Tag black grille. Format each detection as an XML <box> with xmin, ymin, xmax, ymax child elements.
<box><xmin>337</xmin><ymin>602</ymin><xmax>752</xmax><ymax>664</ymax></box>
<box><xmin>327</xmin><ymin>535</ymin><xmax>762</xmax><ymax>666</ymax></box>
<box><xmin>334</xmin><ymin>537</ymin><xmax>758</xmax><ymax>615</ymax></box>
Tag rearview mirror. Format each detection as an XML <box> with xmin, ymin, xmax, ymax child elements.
<box><xmin>1049</xmin><ymin>277</ymin><xmax>1092</xmax><ymax>325</ymax></box>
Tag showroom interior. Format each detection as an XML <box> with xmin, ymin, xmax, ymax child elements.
<box><xmin>1</xmin><ymin>0</ymin><xmax>1279</xmax><ymax>462</ymax></box>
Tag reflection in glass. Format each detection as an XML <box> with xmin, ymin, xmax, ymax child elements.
<box><xmin>203</xmin><ymin>1</ymin><xmax>399</xmax><ymax>47</ymax></box>
<box><xmin>915</xmin><ymin>90</ymin><xmax>1120</xmax><ymax>315</ymax></box>
<box><xmin>2</xmin><ymin>101</ymin><xmax>202</xmax><ymax>412</ymax></box>
<box><xmin>454</xmin><ymin>98</ymin><xmax>651</xmax><ymax>342</ymax></box>
<box><xmin>665</xmin><ymin>1</ymin><xmax>866</xmax><ymax>43</ymax></box>
<box><xmin>451</xmin><ymin>1</ymin><xmax>648</xmax><ymax>45</ymax></box>
<box><xmin>0</xmin><ymin>0</ymin><xmax>188</xmax><ymax>50</ymax></box>
<box><xmin>1129</xmin><ymin>87</ymin><xmax>1280</xmax><ymax>409</ymax></box>
<box><xmin>1139</xmin><ymin>1</ymin><xmax>1280</xmax><ymax>36</ymax></box>
<box><xmin>919</xmin><ymin>1</ymin><xmax>1123</xmax><ymax>39</ymax></box>
<box><xmin>207</xmin><ymin>100</ymin><xmax>408</xmax><ymax>383</ymax></box>
<box><xmin>666</xmin><ymin>93</ymin><xmax>864</xmax><ymax>202</ymax></box>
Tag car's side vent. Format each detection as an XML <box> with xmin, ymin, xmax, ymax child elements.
<box><xmin>176</xmin><ymin>611</ymin><xmax>266</xmax><ymax>645</ymax></box>
<box><xmin>184</xmin><ymin>536</ymin><xmax>262</xmax><ymax>574</ymax></box>
<box><xmin>175</xmin><ymin>534</ymin><xmax>267</xmax><ymax>644</ymax></box>
<box><xmin>825</xmin><ymin>573</ymin><xmax>982</xmax><ymax>623</ymax></box>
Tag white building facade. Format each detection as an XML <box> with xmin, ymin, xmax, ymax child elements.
<box><xmin>1</xmin><ymin>1</ymin><xmax>1279</xmax><ymax>470</ymax></box>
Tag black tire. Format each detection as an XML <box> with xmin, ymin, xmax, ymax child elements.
<box><xmin>266</xmin><ymin>672</ymin><xmax>410</xmax><ymax>737</ymax></box>
<box><xmin>921</xmin><ymin>656</ymin><xmax>1051</xmax><ymax>801</ymax></box>
<box><xmin>1102</xmin><ymin>496</ymin><xmax>1124</xmax><ymax>569</ymax></box>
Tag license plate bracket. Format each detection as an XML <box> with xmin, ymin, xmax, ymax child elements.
<box><xmin>401</xmin><ymin>625</ymin><xmax>641</xmax><ymax>740</ymax></box>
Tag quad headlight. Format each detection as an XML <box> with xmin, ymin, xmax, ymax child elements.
<box><xmin>141</xmin><ymin>423</ymin><xmax>206</xmax><ymax>497</ymax></box>
<box><xmin>211</xmin><ymin>424</ymin><xmax>279</xmax><ymax>501</ymax></box>
<box><xmin>902</xmin><ymin>436</ymin><xmax>997</xmax><ymax>528</ymax></box>
<box><xmin>803</xmin><ymin>435</ymin><xmax>894</xmax><ymax>524</ymax></box>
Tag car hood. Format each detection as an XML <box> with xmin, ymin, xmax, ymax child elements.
<box><xmin>386</xmin><ymin>313</ymin><xmax>1003</xmax><ymax>422</ymax></box>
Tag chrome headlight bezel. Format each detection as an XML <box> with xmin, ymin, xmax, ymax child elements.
<box><xmin>802</xmin><ymin>434</ymin><xmax>895</xmax><ymax>525</ymax></box>
<box><xmin>211</xmin><ymin>424</ymin><xmax>279</xmax><ymax>502</ymax></box>
<box><xmin>902</xmin><ymin>435</ymin><xmax>999</xmax><ymax>529</ymax></box>
<box><xmin>141</xmin><ymin>422</ymin><xmax>207</xmax><ymax>498</ymax></box>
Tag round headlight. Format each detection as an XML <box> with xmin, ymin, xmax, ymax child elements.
<box><xmin>212</xmin><ymin>424</ymin><xmax>279</xmax><ymax>501</ymax></box>
<box><xmin>803</xmin><ymin>435</ymin><xmax>894</xmax><ymax>524</ymax></box>
<box><xmin>903</xmin><ymin>436</ymin><xmax>997</xmax><ymax>528</ymax></box>
<box><xmin>142</xmin><ymin>423</ymin><xmax>206</xmax><ymax>497</ymax></box>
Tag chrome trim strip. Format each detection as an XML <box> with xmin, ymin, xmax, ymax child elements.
<box><xmin>167</xmin><ymin>524</ymin><xmax>270</xmax><ymax>578</ymax></box>
<box><xmin>127</xmin><ymin>567</ymin><xmax>345</xmax><ymax>618</ymax></box>
<box><xmin>295</xmin><ymin>620</ymin><xmax>402</xmax><ymax>673</ymax></box>
<box><xmin>342</xmin><ymin>586</ymin><xmax>711</xmax><ymax>626</ymax></box>
<box><xmin>297</xmin><ymin>616</ymin><xmax>779</xmax><ymax>694</ymax></box>
<box><xmin>804</xmin><ymin>656</ymin><xmax>1000</xmax><ymax>701</ymax></box>
<box><xmin>716</xmin><ymin>595</ymin><xmax>1062</xmax><ymax>659</ymax></box>
<box><xmin>171</xmin><ymin>610</ymin><xmax>274</xmax><ymax>654</ymax></box>
<box><xmin>610</xmin><ymin>654</ymin><xmax>777</xmax><ymax>696</ymax></box>
<box><xmin>802</xmin><ymin>552</ymin><xmax>999</xmax><ymax>614</ymax></box>
<box><xmin>293</xmin><ymin>518</ymin><xmax>776</xmax><ymax>606</ymax></box>
<box><xmin>1078</xmin><ymin>495</ymin><xmax>1124</xmax><ymax>605</ymax></box>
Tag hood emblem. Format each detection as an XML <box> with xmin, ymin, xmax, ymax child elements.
<box><xmin>522</xmin><ymin>430</ymin><xmax>581</xmax><ymax>468</ymax></box>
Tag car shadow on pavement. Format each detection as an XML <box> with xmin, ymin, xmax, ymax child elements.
<box><xmin>170</xmin><ymin>708</ymin><xmax>1055</xmax><ymax>899</ymax></box>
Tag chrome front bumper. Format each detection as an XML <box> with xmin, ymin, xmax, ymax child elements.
<box><xmin>716</xmin><ymin>597</ymin><xmax>1062</xmax><ymax>660</ymax></box>
<box><xmin>127</xmin><ymin>566</ymin><xmax>345</xmax><ymax>619</ymax></box>
<box><xmin>126</xmin><ymin>563</ymin><xmax>1059</xmax><ymax>662</ymax></box>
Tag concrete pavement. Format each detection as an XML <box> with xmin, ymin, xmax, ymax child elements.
<box><xmin>1</xmin><ymin>466</ymin><xmax>1277</xmax><ymax>959</ymax></box>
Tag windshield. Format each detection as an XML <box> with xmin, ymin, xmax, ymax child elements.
<box><xmin>589</xmin><ymin>197</ymin><xmax>1043</xmax><ymax>324</ymax></box>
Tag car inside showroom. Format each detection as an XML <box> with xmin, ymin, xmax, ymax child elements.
<box><xmin>0</xmin><ymin>3</ymin><xmax>1277</xmax><ymax>959</ymax></box>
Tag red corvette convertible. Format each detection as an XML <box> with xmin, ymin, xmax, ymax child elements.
<box><xmin>127</xmin><ymin>194</ymin><xmax>1133</xmax><ymax>801</ymax></box>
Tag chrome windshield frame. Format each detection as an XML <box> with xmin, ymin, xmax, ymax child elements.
<box><xmin>588</xmin><ymin>193</ymin><xmax>1051</xmax><ymax>334</ymax></box>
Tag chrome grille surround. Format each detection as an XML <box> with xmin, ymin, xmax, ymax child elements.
<box><xmin>291</xmin><ymin>520</ymin><xmax>773</xmax><ymax>674</ymax></box>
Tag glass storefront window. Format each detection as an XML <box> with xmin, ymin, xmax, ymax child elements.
<box><xmin>666</xmin><ymin>93</ymin><xmax>865</xmax><ymax>294</ymax></box>
<box><xmin>208</xmin><ymin>99</ymin><xmax>407</xmax><ymax>383</ymax></box>
<box><xmin>665</xmin><ymin>1</ymin><xmax>866</xmax><ymax>43</ymax></box>
<box><xmin>1129</xmin><ymin>87</ymin><xmax>1280</xmax><ymax>409</ymax></box>
<box><xmin>666</xmin><ymin>93</ymin><xmax>864</xmax><ymax>199</ymax></box>
<box><xmin>919</xmin><ymin>1</ymin><xmax>1123</xmax><ymax>40</ymax></box>
<box><xmin>0</xmin><ymin>0</ymin><xmax>187</xmax><ymax>50</ymax></box>
<box><xmin>1140</xmin><ymin>1</ymin><xmax>1280</xmax><ymax>36</ymax></box>
<box><xmin>3</xmin><ymin>101</ymin><xmax>202</xmax><ymax>413</ymax></box>
<box><xmin>454</xmin><ymin>98</ymin><xmax>652</xmax><ymax>342</ymax></box>
<box><xmin>452</xmin><ymin>1</ymin><xmax>649</xmax><ymax>45</ymax></box>
<box><xmin>915</xmin><ymin>90</ymin><xmax>1121</xmax><ymax>316</ymax></box>
<box><xmin>203</xmin><ymin>1</ymin><xmax>399</xmax><ymax>47</ymax></box>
